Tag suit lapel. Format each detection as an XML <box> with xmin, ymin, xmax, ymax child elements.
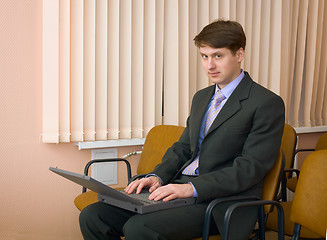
<box><xmin>191</xmin><ymin>85</ymin><xmax>215</xmax><ymax>149</ymax></box>
<box><xmin>205</xmin><ymin>74</ymin><xmax>253</xmax><ymax>136</ymax></box>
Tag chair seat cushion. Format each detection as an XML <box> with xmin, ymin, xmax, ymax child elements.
<box><xmin>74</xmin><ymin>191</ymin><xmax>98</xmax><ymax>211</ymax></box>
<box><xmin>74</xmin><ymin>187</ymin><xmax>125</xmax><ymax>211</ymax></box>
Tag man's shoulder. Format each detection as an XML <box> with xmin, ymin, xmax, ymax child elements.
<box><xmin>243</xmin><ymin>72</ymin><xmax>282</xmax><ymax>100</ymax></box>
<box><xmin>250</xmin><ymin>80</ymin><xmax>282</xmax><ymax>101</ymax></box>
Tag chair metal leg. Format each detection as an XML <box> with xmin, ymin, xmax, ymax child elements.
<box><xmin>221</xmin><ymin>200</ymin><xmax>284</xmax><ymax>240</ymax></box>
<box><xmin>202</xmin><ymin>196</ymin><xmax>259</xmax><ymax>240</ymax></box>
<box><xmin>291</xmin><ymin>224</ymin><xmax>301</xmax><ymax>240</ymax></box>
<box><xmin>258</xmin><ymin>206</ymin><xmax>265</xmax><ymax>240</ymax></box>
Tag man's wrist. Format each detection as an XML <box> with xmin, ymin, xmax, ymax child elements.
<box><xmin>189</xmin><ymin>182</ymin><xmax>198</xmax><ymax>198</ymax></box>
<box><xmin>145</xmin><ymin>174</ymin><xmax>163</xmax><ymax>185</ymax></box>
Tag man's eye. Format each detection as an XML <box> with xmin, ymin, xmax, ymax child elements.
<box><xmin>202</xmin><ymin>55</ymin><xmax>208</xmax><ymax>59</ymax></box>
<box><xmin>216</xmin><ymin>55</ymin><xmax>221</xmax><ymax>58</ymax></box>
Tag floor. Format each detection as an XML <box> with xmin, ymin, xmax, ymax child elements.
<box><xmin>266</xmin><ymin>230</ymin><xmax>292</xmax><ymax>239</ymax></box>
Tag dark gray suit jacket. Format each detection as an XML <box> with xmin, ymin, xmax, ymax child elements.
<box><xmin>151</xmin><ymin>72</ymin><xmax>285</xmax><ymax>204</ymax></box>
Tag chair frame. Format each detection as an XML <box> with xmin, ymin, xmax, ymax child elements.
<box><xmin>224</xmin><ymin>200</ymin><xmax>284</xmax><ymax>240</ymax></box>
<box><xmin>202</xmin><ymin>150</ymin><xmax>285</xmax><ymax>240</ymax></box>
<box><xmin>81</xmin><ymin>158</ymin><xmax>132</xmax><ymax>193</ymax></box>
<box><xmin>201</xmin><ymin>196</ymin><xmax>285</xmax><ymax>240</ymax></box>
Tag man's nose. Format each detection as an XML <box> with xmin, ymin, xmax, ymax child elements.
<box><xmin>208</xmin><ymin>58</ymin><xmax>215</xmax><ymax>69</ymax></box>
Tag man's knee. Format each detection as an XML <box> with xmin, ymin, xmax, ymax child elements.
<box><xmin>123</xmin><ymin>216</ymin><xmax>143</xmax><ymax>238</ymax></box>
<box><xmin>79</xmin><ymin>203</ymin><xmax>99</xmax><ymax>230</ymax></box>
<box><xmin>79</xmin><ymin>202</ymin><xmax>128</xmax><ymax>240</ymax></box>
<box><xmin>123</xmin><ymin>215</ymin><xmax>167</xmax><ymax>240</ymax></box>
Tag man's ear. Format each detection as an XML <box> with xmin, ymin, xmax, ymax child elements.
<box><xmin>236</xmin><ymin>48</ymin><xmax>245</xmax><ymax>63</ymax></box>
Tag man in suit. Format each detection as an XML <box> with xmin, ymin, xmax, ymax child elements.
<box><xmin>79</xmin><ymin>19</ymin><xmax>285</xmax><ymax>240</ymax></box>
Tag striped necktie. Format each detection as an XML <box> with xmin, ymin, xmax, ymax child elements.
<box><xmin>203</xmin><ymin>90</ymin><xmax>226</xmax><ymax>135</ymax></box>
<box><xmin>182</xmin><ymin>90</ymin><xmax>226</xmax><ymax>176</ymax></box>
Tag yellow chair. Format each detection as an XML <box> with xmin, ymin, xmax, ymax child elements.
<box><xmin>266</xmin><ymin>201</ymin><xmax>322</xmax><ymax>239</ymax></box>
<box><xmin>74</xmin><ymin>125</ymin><xmax>185</xmax><ymax>211</ymax></box>
<box><xmin>266</xmin><ymin>149</ymin><xmax>327</xmax><ymax>239</ymax></box>
<box><xmin>279</xmin><ymin>124</ymin><xmax>297</xmax><ymax>201</ymax></box>
<box><xmin>287</xmin><ymin>131</ymin><xmax>327</xmax><ymax>193</ymax></box>
<box><xmin>196</xmin><ymin>149</ymin><xmax>285</xmax><ymax>240</ymax></box>
<box><xmin>281</xmin><ymin>124</ymin><xmax>297</xmax><ymax>175</ymax></box>
<box><xmin>290</xmin><ymin>149</ymin><xmax>327</xmax><ymax>239</ymax></box>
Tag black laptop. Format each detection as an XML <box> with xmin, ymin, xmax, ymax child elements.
<box><xmin>49</xmin><ymin>167</ymin><xmax>195</xmax><ymax>214</ymax></box>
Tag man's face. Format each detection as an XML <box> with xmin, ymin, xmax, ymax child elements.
<box><xmin>199</xmin><ymin>45</ymin><xmax>244</xmax><ymax>89</ymax></box>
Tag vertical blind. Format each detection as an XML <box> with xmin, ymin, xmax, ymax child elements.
<box><xmin>43</xmin><ymin>0</ymin><xmax>327</xmax><ymax>143</ymax></box>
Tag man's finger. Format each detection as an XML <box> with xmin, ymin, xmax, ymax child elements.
<box><xmin>136</xmin><ymin>181</ymin><xmax>146</xmax><ymax>194</ymax></box>
<box><xmin>149</xmin><ymin>182</ymin><xmax>160</xmax><ymax>193</ymax></box>
<box><xmin>124</xmin><ymin>179</ymin><xmax>140</xmax><ymax>194</ymax></box>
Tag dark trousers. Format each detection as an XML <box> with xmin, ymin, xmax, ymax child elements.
<box><xmin>79</xmin><ymin>175</ymin><xmax>258</xmax><ymax>240</ymax></box>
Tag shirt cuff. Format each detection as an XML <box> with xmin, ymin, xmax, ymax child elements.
<box><xmin>189</xmin><ymin>182</ymin><xmax>198</xmax><ymax>198</ymax></box>
<box><xmin>145</xmin><ymin>174</ymin><xmax>163</xmax><ymax>185</ymax></box>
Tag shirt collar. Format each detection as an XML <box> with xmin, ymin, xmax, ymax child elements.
<box><xmin>214</xmin><ymin>69</ymin><xmax>244</xmax><ymax>100</ymax></box>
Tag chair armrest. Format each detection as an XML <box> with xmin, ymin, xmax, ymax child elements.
<box><xmin>202</xmin><ymin>195</ymin><xmax>259</xmax><ymax>240</ymax></box>
<box><xmin>294</xmin><ymin>148</ymin><xmax>314</xmax><ymax>156</ymax></box>
<box><xmin>82</xmin><ymin>158</ymin><xmax>132</xmax><ymax>193</ymax></box>
<box><xmin>279</xmin><ymin>168</ymin><xmax>301</xmax><ymax>201</ymax></box>
<box><xmin>221</xmin><ymin>200</ymin><xmax>284</xmax><ymax>240</ymax></box>
<box><xmin>279</xmin><ymin>171</ymin><xmax>286</xmax><ymax>201</ymax></box>
<box><xmin>284</xmin><ymin>168</ymin><xmax>300</xmax><ymax>179</ymax></box>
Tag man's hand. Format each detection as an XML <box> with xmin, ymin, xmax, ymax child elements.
<box><xmin>149</xmin><ymin>183</ymin><xmax>194</xmax><ymax>202</ymax></box>
<box><xmin>124</xmin><ymin>176</ymin><xmax>161</xmax><ymax>194</ymax></box>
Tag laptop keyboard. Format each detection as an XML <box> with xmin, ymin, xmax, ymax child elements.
<box><xmin>118</xmin><ymin>190</ymin><xmax>162</xmax><ymax>205</ymax></box>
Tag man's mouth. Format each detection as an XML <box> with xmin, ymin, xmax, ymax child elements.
<box><xmin>209</xmin><ymin>72</ymin><xmax>220</xmax><ymax>77</ymax></box>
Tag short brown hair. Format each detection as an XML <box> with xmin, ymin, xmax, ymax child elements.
<box><xmin>194</xmin><ymin>19</ymin><xmax>246</xmax><ymax>55</ymax></box>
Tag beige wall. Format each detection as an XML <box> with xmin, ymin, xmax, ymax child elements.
<box><xmin>0</xmin><ymin>1</ymin><xmax>142</xmax><ymax>239</ymax></box>
<box><xmin>0</xmin><ymin>1</ymin><xmax>325</xmax><ymax>239</ymax></box>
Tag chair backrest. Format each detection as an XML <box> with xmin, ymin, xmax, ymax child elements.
<box><xmin>281</xmin><ymin>124</ymin><xmax>297</xmax><ymax>178</ymax></box>
<box><xmin>290</xmin><ymin>149</ymin><xmax>327</xmax><ymax>237</ymax></box>
<box><xmin>315</xmin><ymin>132</ymin><xmax>327</xmax><ymax>151</ymax></box>
<box><xmin>137</xmin><ymin>125</ymin><xmax>185</xmax><ymax>175</ymax></box>
<box><xmin>262</xmin><ymin>149</ymin><xmax>285</xmax><ymax>214</ymax></box>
